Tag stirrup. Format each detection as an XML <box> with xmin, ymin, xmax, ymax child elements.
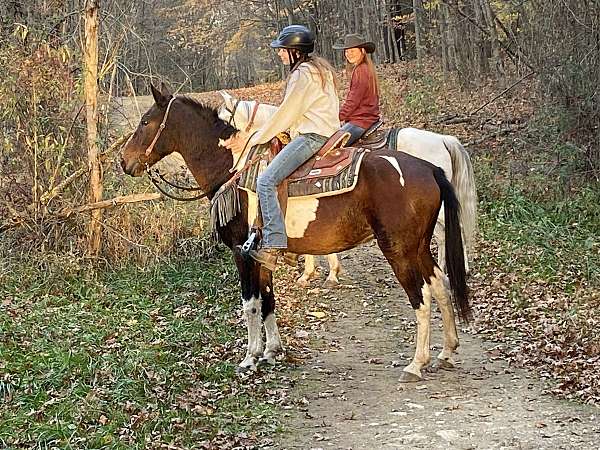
<box><xmin>239</xmin><ymin>229</ymin><xmax>260</xmax><ymax>258</ymax></box>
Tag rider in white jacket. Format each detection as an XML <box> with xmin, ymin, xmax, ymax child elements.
<box><xmin>225</xmin><ymin>25</ymin><xmax>340</xmax><ymax>270</ymax></box>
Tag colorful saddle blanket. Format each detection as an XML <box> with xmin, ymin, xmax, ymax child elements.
<box><xmin>238</xmin><ymin>144</ymin><xmax>369</xmax><ymax>198</ymax></box>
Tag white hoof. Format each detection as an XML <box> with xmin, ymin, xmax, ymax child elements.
<box><xmin>238</xmin><ymin>356</ymin><xmax>257</xmax><ymax>373</ymax></box>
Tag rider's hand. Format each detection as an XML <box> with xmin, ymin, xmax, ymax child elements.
<box><xmin>222</xmin><ymin>131</ymin><xmax>250</xmax><ymax>155</ymax></box>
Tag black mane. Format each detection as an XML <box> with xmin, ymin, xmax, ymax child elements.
<box><xmin>177</xmin><ymin>95</ymin><xmax>236</xmax><ymax>139</ymax></box>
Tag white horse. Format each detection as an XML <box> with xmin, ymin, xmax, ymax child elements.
<box><xmin>217</xmin><ymin>91</ymin><xmax>477</xmax><ymax>287</ymax></box>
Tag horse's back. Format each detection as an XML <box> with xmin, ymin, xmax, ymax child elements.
<box><xmin>360</xmin><ymin>149</ymin><xmax>443</xmax><ymax>206</ymax></box>
<box><xmin>396</xmin><ymin>127</ymin><xmax>453</xmax><ymax>178</ymax></box>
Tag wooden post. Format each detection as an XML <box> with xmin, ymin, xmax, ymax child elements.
<box><xmin>84</xmin><ymin>0</ymin><xmax>102</xmax><ymax>256</ymax></box>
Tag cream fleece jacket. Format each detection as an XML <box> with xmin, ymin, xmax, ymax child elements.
<box><xmin>248</xmin><ymin>62</ymin><xmax>340</xmax><ymax>147</ymax></box>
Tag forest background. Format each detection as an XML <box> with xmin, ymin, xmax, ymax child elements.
<box><xmin>0</xmin><ymin>0</ymin><xmax>599</xmax><ymax>448</ymax></box>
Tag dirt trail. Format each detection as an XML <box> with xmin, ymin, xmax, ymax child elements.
<box><xmin>276</xmin><ymin>243</ymin><xmax>599</xmax><ymax>450</ymax></box>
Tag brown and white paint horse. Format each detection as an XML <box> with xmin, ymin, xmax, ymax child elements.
<box><xmin>217</xmin><ymin>92</ymin><xmax>478</xmax><ymax>287</ymax></box>
<box><xmin>121</xmin><ymin>84</ymin><xmax>472</xmax><ymax>382</ymax></box>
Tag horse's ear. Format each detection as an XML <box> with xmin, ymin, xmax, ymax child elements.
<box><xmin>219</xmin><ymin>90</ymin><xmax>234</xmax><ymax>109</ymax></box>
<box><xmin>160</xmin><ymin>82</ymin><xmax>172</xmax><ymax>99</ymax></box>
<box><xmin>150</xmin><ymin>83</ymin><xmax>167</xmax><ymax>107</ymax></box>
<box><xmin>150</xmin><ymin>82</ymin><xmax>172</xmax><ymax>108</ymax></box>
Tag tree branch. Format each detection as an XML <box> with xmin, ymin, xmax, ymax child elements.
<box><xmin>60</xmin><ymin>192</ymin><xmax>162</xmax><ymax>217</ymax></box>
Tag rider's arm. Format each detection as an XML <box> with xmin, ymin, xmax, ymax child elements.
<box><xmin>248</xmin><ymin>68</ymin><xmax>313</xmax><ymax>147</ymax></box>
<box><xmin>339</xmin><ymin>64</ymin><xmax>369</xmax><ymax>122</ymax></box>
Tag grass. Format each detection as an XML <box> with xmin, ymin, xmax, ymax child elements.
<box><xmin>0</xmin><ymin>245</ymin><xmax>284</xmax><ymax>449</ymax></box>
<box><xmin>470</xmin><ymin>118</ymin><xmax>600</xmax><ymax>403</ymax></box>
<box><xmin>474</xmin><ymin>118</ymin><xmax>600</xmax><ymax>290</ymax></box>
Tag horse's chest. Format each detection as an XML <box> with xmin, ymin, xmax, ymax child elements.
<box><xmin>246</xmin><ymin>193</ymin><xmax>319</xmax><ymax>238</ymax></box>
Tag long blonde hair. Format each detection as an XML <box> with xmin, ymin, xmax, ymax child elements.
<box><xmin>287</xmin><ymin>52</ymin><xmax>339</xmax><ymax>91</ymax></box>
<box><xmin>306</xmin><ymin>55</ymin><xmax>339</xmax><ymax>90</ymax></box>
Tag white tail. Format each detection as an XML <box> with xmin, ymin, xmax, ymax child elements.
<box><xmin>442</xmin><ymin>136</ymin><xmax>478</xmax><ymax>255</ymax></box>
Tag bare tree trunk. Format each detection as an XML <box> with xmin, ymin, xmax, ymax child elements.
<box><xmin>84</xmin><ymin>0</ymin><xmax>102</xmax><ymax>256</ymax></box>
<box><xmin>441</xmin><ymin>1</ymin><xmax>456</xmax><ymax>72</ymax></box>
<box><xmin>438</xmin><ymin>3</ymin><xmax>450</xmax><ymax>75</ymax></box>
<box><xmin>480</xmin><ymin>0</ymin><xmax>503</xmax><ymax>76</ymax></box>
<box><xmin>413</xmin><ymin>0</ymin><xmax>425</xmax><ymax>63</ymax></box>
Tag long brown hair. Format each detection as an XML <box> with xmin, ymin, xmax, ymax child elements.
<box><xmin>347</xmin><ymin>50</ymin><xmax>379</xmax><ymax>96</ymax></box>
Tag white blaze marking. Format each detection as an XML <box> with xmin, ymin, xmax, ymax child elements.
<box><xmin>246</xmin><ymin>192</ymin><xmax>318</xmax><ymax>238</ymax></box>
<box><xmin>379</xmin><ymin>155</ymin><xmax>405</xmax><ymax>186</ymax></box>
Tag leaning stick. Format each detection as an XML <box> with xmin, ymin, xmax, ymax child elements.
<box><xmin>60</xmin><ymin>192</ymin><xmax>162</xmax><ymax>217</ymax></box>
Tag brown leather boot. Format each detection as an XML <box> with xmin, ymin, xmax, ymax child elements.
<box><xmin>283</xmin><ymin>252</ymin><xmax>299</xmax><ymax>267</ymax></box>
<box><xmin>248</xmin><ymin>248</ymin><xmax>282</xmax><ymax>271</ymax></box>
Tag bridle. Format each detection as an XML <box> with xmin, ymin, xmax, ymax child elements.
<box><xmin>140</xmin><ymin>95</ymin><xmax>227</xmax><ymax>202</ymax></box>
<box><xmin>139</xmin><ymin>95</ymin><xmax>261</xmax><ymax>202</ymax></box>
<box><xmin>224</xmin><ymin>98</ymin><xmax>260</xmax><ymax>133</ymax></box>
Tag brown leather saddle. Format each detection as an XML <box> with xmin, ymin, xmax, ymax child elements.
<box><xmin>272</xmin><ymin>129</ymin><xmax>359</xmax><ymax>182</ymax></box>
<box><xmin>238</xmin><ymin>130</ymin><xmax>370</xmax><ymax>257</ymax></box>
<box><xmin>355</xmin><ymin>120</ymin><xmax>390</xmax><ymax>149</ymax></box>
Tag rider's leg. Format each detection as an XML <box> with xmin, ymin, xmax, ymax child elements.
<box><xmin>341</xmin><ymin>122</ymin><xmax>366</xmax><ymax>146</ymax></box>
<box><xmin>252</xmin><ymin>133</ymin><xmax>327</xmax><ymax>268</ymax></box>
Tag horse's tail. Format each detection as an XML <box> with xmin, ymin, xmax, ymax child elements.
<box><xmin>433</xmin><ymin>167</ymin><xmax>472</xmax><ymax>323</ymax></box>
<box><xmin>442</xmin><ymin>136</ymin><xmax>478</xmax><ymax>256</ymax></box>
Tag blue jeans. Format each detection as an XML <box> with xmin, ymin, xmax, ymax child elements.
<box><xmin>256</xmin><ymin>133</ymin><xmax>327</xmax><ymax>248</ymax></box>
<box><xmin>341</xmin><ymin>122</ymin><xmax>366</xmax><ymax>146</ymax></box>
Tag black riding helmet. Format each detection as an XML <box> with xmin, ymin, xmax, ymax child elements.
<box><xmin>270</xmin><ymin>25</ymin><xmax>315</xmax><ymax>71</ymax></box>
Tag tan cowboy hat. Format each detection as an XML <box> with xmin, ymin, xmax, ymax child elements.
<box><xmin>332</xmin><ymin>33</ymin><xmax>376</xmax><ymax>53</ymax></box>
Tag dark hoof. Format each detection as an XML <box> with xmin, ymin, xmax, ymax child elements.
<box><xmin>399</xmin><ymin>371</ymin><xmax>422</xmax><ymax>383</ymax></box>
<box><xmin>236</xmin><ymin>364</ymin><xmax>256</xmax><ymax>374</ymax></box>
<box><xmin>433</xmin><ymin>358</ymin><xmax>455</xmax><ymax>371</ymax></box>
<box><xmin>257</xmin><ymin>357</ymin><xmax>276</xmax><ymax>367</ymax></box>
<box><xmin>322</xmin><ymin>279</ymin><xmax>339</xmax><ymax>289</ymax></box>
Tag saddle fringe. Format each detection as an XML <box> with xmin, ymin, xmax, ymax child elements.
<box><xmin>210</xmin><ymin>182</ymin><xmax>240</xmax><ymax>240</ymax></box>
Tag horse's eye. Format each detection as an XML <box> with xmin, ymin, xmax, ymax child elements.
<box><xmin>141</xmin><ymin>120</ymin><xmax>149</xmax><ymax>126</ymax></box>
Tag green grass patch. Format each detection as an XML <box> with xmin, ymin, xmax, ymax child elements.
<box><xmin>475</xmin><ymin>118</ymin><xmax>600</xmax><ymax>291</ymax></box>
<box><xmin>0</xmin><ymin>247</ymin><xmax>282</xmax><ymax>448</ymax></box>
<box><xmin>471</xmin><ymin>118</ymin><xmax>600</xmax><ymax>403</ymax></box>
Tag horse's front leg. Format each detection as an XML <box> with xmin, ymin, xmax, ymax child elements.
<box><xmin>240</xmin><ymin>293</ymin><xmax>264</xmax><ymax>372</ymax></box>
<box><xmin>259</xmin><ymin>268</ymin><xmax>283</xmax><ymax>366</ymax></box>
<box><xmin>236</xmin><ymin>255</ymin><xmax>264</xmax><ymax>372</ymax></box>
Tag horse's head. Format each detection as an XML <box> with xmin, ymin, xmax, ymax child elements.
<box><xmin>121</xmin><ymin>83</ymin><xmax>178</xmax><ymax>177</ymax></box>
<box><xmin>216</xmin><ymin>90</ymin><xmax>242</xmax><ymax>130</ymax></box>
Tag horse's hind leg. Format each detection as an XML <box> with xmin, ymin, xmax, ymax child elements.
<box><xmin>323</xmin><ymin>253</ymin><xmax>341</xmax><ymax>288</ymax></box>
<box><xmin>433</xmin><ymin>215</ymin><xmax>446</xmax><ymax>271</ymax></box>
<box><xmin>433</xmin><ymin>210</ymin><xmax>470</xmax><ymax>275</ymax></box>
<box><xmin>377</xmin><ymin>243</ymin><xmax>431</xmax><ymax>382</ymax></box>
<box><xmin>429</xmin><ymin>266</ymin><xmax>459</xmax><ymax>369</ymax></box>
<box><xmin>297</xmin><ymin>255</ymin><xmax>317</xmax><ymax>287</ymax></box>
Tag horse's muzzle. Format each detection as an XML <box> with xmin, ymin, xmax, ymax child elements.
<box><xmin>120</xmin><ymin>158</ymin><xmax>141</xmax><ymax>177</ymax></box>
